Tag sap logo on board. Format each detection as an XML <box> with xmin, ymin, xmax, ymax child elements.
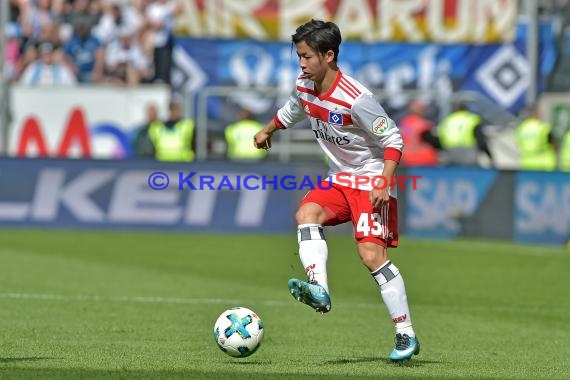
<box><xmin>516</xmin><ymin>181</ymin><xmax>570</xmax><ymax>238</ymax></box>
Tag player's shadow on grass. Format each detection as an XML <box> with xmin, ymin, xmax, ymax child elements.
<box><xmin>325</xmin><ymin>357</ymin><xmax>442</xmax><ymax>367</ymax></box>
<box><xmin>227</xmin><ymin>360</ymin><xmax>272</xmax><ymax>365</ymax></box>
<box><xmin>0</xmin><ymin>357</ymin><xmax>59</xmax><ymax>364</ymax></box>
<box><xmin>325</xmin><ymin>357</ymin><xmax>379</xmax><ymax>364</ymax></box>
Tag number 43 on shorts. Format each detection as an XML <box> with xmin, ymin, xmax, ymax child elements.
<box><xmin>356</xmin><ymin>212</ymin><xmax>387</xmax><ymax>237</ymax></box>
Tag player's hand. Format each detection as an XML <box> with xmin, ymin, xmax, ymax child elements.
<box><xmin>369</xmin><ymin>187</ymin><xmax>390</xmax><ymax>208</ymax></box>
<box><xmin>253</xmin><ymin>131</ymin><xmax>272</xmax><ymax>150</ymax></box>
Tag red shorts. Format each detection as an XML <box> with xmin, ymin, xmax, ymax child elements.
<box><xmin>299</xmin><ymin>181</ymin><xmax>399</xmax><ymax>247</ymax></box>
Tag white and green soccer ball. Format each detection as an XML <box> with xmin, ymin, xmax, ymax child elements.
<box><xmin>213</xmin><ymin>307</ymin><xmax>264</xmax><ymax>358</ymax></box>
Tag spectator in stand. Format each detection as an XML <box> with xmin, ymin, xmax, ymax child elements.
<box><xmin>104</xmin><ymin>26</ymin><xmax>153</xmax><ymax>86</ymax></box>
<box><xmin>88</xmin><ymin>0</ymin><xmax>104</xmax><ymax>19</ymax></box>
<box><xmin>93</xmin><ymin>0</ymin><xmax>142</xmax><ymax>46</ymax></box>
<box><xmin>398</xmin><ymin>98</ymin><xmax>440</xmax><ymax>167</ymax></box>
<box><xmin>18</xmin><ymin>0</ymin><xmax>55</xmax><ymax>47</ymax></box>
<box><xmin>19</xmin><ymin>20</ymin><xmax>63</xmax><ymax>70</ymax></box>
<box><xmin>52</xmin><ymin>0</ymin><xmax>77</xmax><ymax>43</ymax></box>
<box><xmin>10</xmin><ymin>0</ymin><xmax>22</xmax><ymax>25</ymax></box>
<box><xmin>5</xmin><ymin>1</ymin><xmax>22</xmax><ymax>82</ymax></box>
<box><xmin>93</xmin><ymin>1</ymin><xmax>123</xmax><ymax>45</ymax></box>
<box><xmin>36</xmin><ymin>19</ymin><xmax>62</xmax><ymax>47</ymax></box>
<box><xmin>15</xmin><ymin>44</ymin><xmax>38</xmax><ymax>82</ymax></box>
<box><xmin>55</xmin><ymin>0</ymin><xmax>102</xmax><ymax>47</ymax></box>
<box><xmin>145</xmin><ymin>0</ymin><xmax>181</xmax><ymax>84</ymax></box>
<box><xmin>66</xmin><ymin>0</ymin><xmax>100</xmax><ymax>31</ymax></box>
<box><xmin>19</xmin><ymin>41</ymin><xmax>77</xmax><ymax>86</ymax></box>
<box><xmin>3</xmin><ymin>25</ymin><xmax>21</xmax><ymax>82</ymax></box>
<box><xmin>132</xmin><ymin>103</ymin><xmax>160</xmax><ymax>158</ymax></box>
<box><xmin>63</xmin><ymin>19</ymin><xmax>105</xmax><ymax>83</ymax></box>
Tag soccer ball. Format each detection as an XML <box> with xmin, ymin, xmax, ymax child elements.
<box><xmin>213</xmin><ymin>307</ymin><xmax>264</xmax><ymax>358</ymax></box>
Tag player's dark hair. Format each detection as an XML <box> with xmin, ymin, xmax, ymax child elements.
<box><xmin>292</xmin><ymin>19</ymin><xmax>341</xmax><ymax>62</ymax></box>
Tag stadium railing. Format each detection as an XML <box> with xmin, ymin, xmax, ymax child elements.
<box><xmin>186</xmin><ymin>86</ymin><xmax>521</xmax><ymax>168</ymax></box>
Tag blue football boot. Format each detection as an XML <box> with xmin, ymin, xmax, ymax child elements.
<box><xmin>287</xmin><ymin>278</ymin><xmax>331</xmax><ymax>313</ymax></box>
<box><xmin>389</xmin><ymin>333</ymin><xmax>420</xmax><ymax>362</ymax></box>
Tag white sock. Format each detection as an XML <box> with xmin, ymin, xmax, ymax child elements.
<box><xmin>371</xmin><ymin>260</ymin><xmax>415</xmax><ymax>337</ymax></box>
<box><xmin>297</xmin><ymin>224</ymin><xmax>329</xmax><ymax>294</ymax></box>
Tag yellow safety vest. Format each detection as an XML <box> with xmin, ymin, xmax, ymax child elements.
<box><xmin>515</xmin><ymin>118</ymin><xmax>556</xmax><ymax>171</ymax></box>
<box><xmin>560</xmin><ymin>131</ymin><xmax>570</xmax><ymax>172</ymax></box>
<box><xmin>149</xmin><ymin>119</ymin><xmax>195</xmax><ymax>162</ymax></box>
<box><xmin>225</xmin><ymin>120</ymin><xmax>267</xmax><ymax>160</ymax></box>
<box><xmin>438</xmin><ymin>111</ymin><xmax>479</xmax><ymax>149</ymax></box>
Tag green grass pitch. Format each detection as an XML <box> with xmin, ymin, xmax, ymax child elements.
<box><xmin>0</xmin><ymin>229</ymin><xmax>569</xmax><ymax>379</ymax></box>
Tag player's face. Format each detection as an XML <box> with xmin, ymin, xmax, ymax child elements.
<box><xmin>296</xmin><ymin>41</ymin><xmax>333</xmax><ymax>83</ymax></box>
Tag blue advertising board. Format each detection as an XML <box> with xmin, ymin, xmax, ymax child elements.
<box><xmin>405</xmin><ymin>167</ymin><xmax>498</xmax><ymax>239</ymax></box>
<box><xmin>0</xmin><ymin>159</ymin><xmax>328</xmax><ymax>233</ymax></box>
<box><xmin>515</xmin><ymin>171</ymin><xmax>570</xmax><ymax>245</ymax></box>
<box><xmin>3</xmin><ymin>159</ymin><xmax>568</xmax><ymax>246</ymax></box>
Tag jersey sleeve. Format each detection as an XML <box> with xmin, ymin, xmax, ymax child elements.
<box><xmin>351</xmin><ymin>94</ymin><xmax>404</xmax><ymax>162</ymax></box>
<box><xmin>274</xmin><ymin>89</ymin><xmax>306</xmax><ymax>129</ymax></box>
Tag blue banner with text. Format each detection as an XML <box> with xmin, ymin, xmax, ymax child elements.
<box><xmin>173</xmin><ymin>21</ymin><xmax>556</xmax><ymax>114</ymax></box>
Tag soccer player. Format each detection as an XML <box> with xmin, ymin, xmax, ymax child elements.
<box><xmin>253</xmin><ymin>19</ymin><xmax>419</xmax><ymax>362</ymax></box>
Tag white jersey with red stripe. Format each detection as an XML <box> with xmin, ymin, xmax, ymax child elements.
<box><xmin>274</xmin><ymin>70</ymin><xmax>404</xmax><ymax>192</ymax></box>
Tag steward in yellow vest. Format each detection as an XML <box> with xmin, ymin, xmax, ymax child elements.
<box><xmin>225</xmin><ymin>109</ymin><xmax>267</xmax><ymax>160</ymax></box>
<box><xmin>437</xmin><ymin>103</ymin><xmax>493</xmax><ymax>166</ymax></box>
<box><xmin>515</xmin><ymin>105</ymin><xmax>556</xmax><ymax>171</ymax></box>
<box><xmin>149</xmin><ymin>102</ymin><xmax>195</xmax><ymax>162</ymax></box>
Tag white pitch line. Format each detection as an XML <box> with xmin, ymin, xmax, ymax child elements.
<box><xmin>1</xmin><ymin>292</ymin><xmax>567</xmax><ymax>315</ymax></box>
<box><xmin>0</xmin><ymin>292</ymin><xmax>253</xmax><ymax>305</ymax></box>
<box><xmin>0</xmin><ymin>292</ymin><xmax>381</xmax><ymax>309</ymax></box>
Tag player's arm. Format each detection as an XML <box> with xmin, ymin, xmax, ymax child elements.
<box><xmin>253</xmin><ymin>88</ymin><xmax>305</xmax><ymax>150</ymax></box>
<box><xmin>369</xmin><ymin>157</ymin><xmax>399</xmax><ymax>207</ymax></box>
<box><xmin>254</xmin><ymin>120</ymin><xmax>280</xmax><ymax>150</ymax></box>
<box><xmin>352</xmin><ymin>94</ymin><xmax>404</xmax><ymax>207</ymax></box>
<box><xmin>381</xmin><ymin>158</ymin><xmax>398</xmax><ymax>181</ymax></box>
<box><xmin>351</xmin><ymin>94</ymin><xmax>404</xmax><ymax>162</ymax></box>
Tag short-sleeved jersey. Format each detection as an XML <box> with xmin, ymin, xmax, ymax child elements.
<box><xmin>274</xmin><ymin>70</ymin><xmax>404</xmax><ymax>192</ymax></box>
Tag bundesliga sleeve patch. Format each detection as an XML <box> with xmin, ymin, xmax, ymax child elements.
<box><xmin>371</xmin><ymin>116</ymin><xmax>388</xmax><ymax>135</ymax></box>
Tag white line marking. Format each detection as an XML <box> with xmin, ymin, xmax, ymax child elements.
<box><xmin>1</xmin><ymin>293</ymin><xmax>567</xmax><ymax>315</ymax></box>
<box><xmin>0</xmin><ymin>292</ymin><xmax>378</xmax><ymax>309</ymax></box>
<box><xmin>0</xmin><ymin>293</ymin><xmax>251</xmax><ymax>305</ymax></box>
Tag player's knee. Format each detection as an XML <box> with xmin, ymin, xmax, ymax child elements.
<box><xmin>296</xmin><ymin>203</ymin><xmax>325</xmax><ymax>224</ymax></box>
<box><xmin>357</xmin><ymin>243</ymin><xmax>388</xmax><ymax>271</ymax></box>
